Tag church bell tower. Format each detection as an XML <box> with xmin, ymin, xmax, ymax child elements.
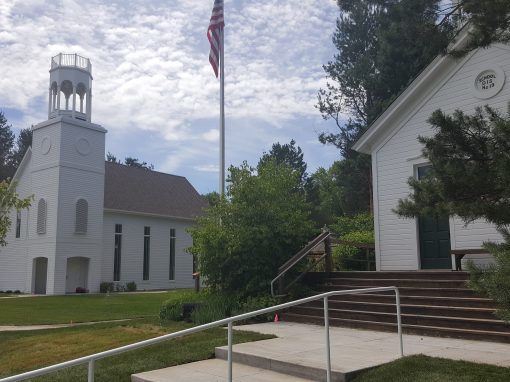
<box><xmin>28</xmin><ymin>53</ymin><xmax>106</xmax><ymax>294</ymax></box>
<box><xmin>48</xmin><ymin>53</ymin><xmax>93</xmax><ymax>122</ymax></box>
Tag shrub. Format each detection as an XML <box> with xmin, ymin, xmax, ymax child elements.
<box><xmin>126</xmin><ymin>281</ymin><xmax>137</xmax><ymax>292</ymax></box>
<box><xmin>468</xmin><ymin>231</ymin><xmax>510</xmax><ymax>322</ymax></box>
<box><xmin>14</xmin><ymin>290</ymin><xmax>21</xmax><ymax>294</ymax></box>
<box><xmin>115</xmin><ymin>283</ymin><xmax>126</xmax><ymax>292</ymax></box>
<box><xmin>100</xmin><ymin>282</ymin><xmax>114</xmax><ymax>293</ymax></box>
<box><xmin>235</xmin><ymin>295</ymin><xmax>280</xmax><ymax>322</ymax></box>
<box><xmin>6</xmin><ymin>290</ymin><xmax>12</xmax><ymax>294</ymax></box>
<box><xmin>331</xmin><ymin>213</ymin><xmax>374</xmax><ymax>237</ymax></box>
<box><xmin>287</xmin><ymin>283</ymin><xmax>313</xmax><ymax>301</ymax></box>
<box><xmin>330</xmin><ymin>213</ymin><xmax>374</xmax><ymax>271</ymax></box>
<box><xmin>333</xmin><ymin>231</ymin><xmax>375</xmax><ymax>271</ymax></box>
<box><xmin>75</xmin><ymin>287</ymin><xmax>88</xmax><ymax>293</ymax></box>
<box><xmin>190</xmin><ymin>293</ymin><xmax>239</xmax><ymax>325</ymax></box>
<box><xmin>159</xmin><ymin>291</ymin><xmax>203</xmax><ymax>321</ymax></box>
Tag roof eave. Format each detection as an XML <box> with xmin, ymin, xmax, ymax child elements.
<box><xmin>11</xmin><ymin>147</ymin><xmax>32</xmax><ymax>183</ymax></box>
<box><xmin>103</xmin><ymin>208</ymin><xmax>201</xmax><ymax>222</ymax></box>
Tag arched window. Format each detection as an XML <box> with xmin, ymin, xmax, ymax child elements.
<box><xmin>75</xmin><ymin>199</ymin><xmax>88</xmax><ymax>234</ymax></box>
<box><xmin>37</xmin><ymin>199</ymin><xmax>47</xmax><ymax>234</ymax></box>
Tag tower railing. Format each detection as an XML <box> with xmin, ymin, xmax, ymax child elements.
<box><xmin>51</xmin><ymin>53</ymin><xmax>91</xmax><ymax>73</ymax></box>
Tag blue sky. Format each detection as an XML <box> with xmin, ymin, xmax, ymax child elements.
<box><xmin>0</xmin><ymin>0</ymin><xmax>341</xmax><ymax>194</ymax></box>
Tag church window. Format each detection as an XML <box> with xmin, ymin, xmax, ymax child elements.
<box><xmin>15</xmin><ymin>211</ymin><xmax>21</xmax><ymax>238</ymax></box>
<box><xmin>75</xmin><ymin>199</ymin><xmax>88</xmax><ymax>234</ymax></box>
<box><xmin>114</xmin><ymin>224</ymin><xmax>122</xmax><ymax>281</ymax></box>
<box><xmin>37</xmin><ymin>199</ymin><xmax>47</xmax><ymax>234</ymax></box>
<box><xmin>169</xmin><ymin>228</ymin><xmax>176</xmax><ymax>280</ymax></box>
<box><xmin>143</xmin><ymin>226</ymin><xmax>150</xmax><ymax>280</ymax></box>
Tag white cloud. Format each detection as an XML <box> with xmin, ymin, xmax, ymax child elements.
<box><xmin>193</xmin><ymin>164</ymin><xmax>219</xmax><ymax>173</ymax></box>
<box><xmin>0</xmin><ymin>0</ymin><xmax>341</xmax><ymax>192</ymax></box>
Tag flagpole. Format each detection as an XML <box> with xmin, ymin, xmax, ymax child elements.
<box><xmin>219</xmin><ymin>27</ymin><xmax>225</xmax><ymax>198</ymax></box>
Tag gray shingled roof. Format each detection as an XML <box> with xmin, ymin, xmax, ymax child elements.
<box><xmin>104</xmin><ymin>162</ymin><xmax>207</xmax><ymax>219</ymax></box>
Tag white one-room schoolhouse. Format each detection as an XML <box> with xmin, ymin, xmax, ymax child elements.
<box><xmin>353</xmin><ymin>29</ymin><xmax>508</xmax><ymax>271</ymax></box>
<box><xmin>0</xmin><ymin>54</ymin><xmax>206</xmax><ymax>294</ymax></box>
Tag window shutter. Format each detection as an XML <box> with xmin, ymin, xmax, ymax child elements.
<box><xmin>37</xmin><ymin>199</ymin><xmax>47</xmax><ymax>234</ymax></box>
<box><xmin>75</xmin><ymin>199</ymin><xmax>88</xmax><ymax>233</ymax></box>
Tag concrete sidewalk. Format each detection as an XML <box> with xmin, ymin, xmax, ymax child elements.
<box><xmin>0</xmin><ymin>318</ymin><xmax>133</xmax><ymax>332</ymax></box>
<box><xmin>133</xmin><ymin>322</ymin><xmax>510</xmax><ymax>382</ymax></box>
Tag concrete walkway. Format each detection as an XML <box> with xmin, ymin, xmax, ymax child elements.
<box><xmin>0</xmin><ymin>318</ymin><xmax>134</xmax><ymax>332</ymax></box>
<box><xmin>133</xmin><ymin>322</ymin><xmax>510</xmax><ymax>382</ymax></box>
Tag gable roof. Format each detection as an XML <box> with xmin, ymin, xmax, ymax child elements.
<box><xmin>352</xmin><ymin>26</ymin><xmax>472</xmax><ymax>154</ymax></box>
<box><xmin>104</xmin><ymin>162</ymin><xmax>207</xmax><ymax>220</ymax></box>
<box><xmin>11</xmin><ymin>147</ymin><xmax>32</xmax><ymax>183</ymax></box>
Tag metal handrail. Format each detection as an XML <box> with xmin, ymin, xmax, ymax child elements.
<box><xmin>0</xmin><ymin>287</ymin><xmax>404</xmax><ymax>382</ymax></box>
<box><xmin>279</xmin><ymin>231</ymin><xmax>330</xmax><ymax>272</ymax></box>
<box><xmin>271</xmin><ymin>231</ymin><xmax>331</xmax><ymax>296</ymax></box>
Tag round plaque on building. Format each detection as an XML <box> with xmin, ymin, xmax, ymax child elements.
<box><xmin>75</xmin><ymin>137</ymin><xmax>91</xmax><ymax>156</ymax></box>
<box><xmin>41</xmin><ymin>137</ymin><xmax>52</xmax><ymax>155</ymax></box>
<box><xmin>473</xmin><ymin>66</ymin><xmax>505</xmax><ymax>99</ymax></box>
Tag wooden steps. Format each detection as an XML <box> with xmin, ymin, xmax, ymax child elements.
<box><xmin>281</xmin><ymin>271</ymin><xmax>510</xmax><ymax>343</ymax></box>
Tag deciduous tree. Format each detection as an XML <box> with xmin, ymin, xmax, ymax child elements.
<box><xmin>188</xmin><ymin>160</ymin><xmax>315</xmax><ymax>297</ymax></box>
<box><xmin>0</xmin><ymin>180</ymin><xmax>32</xmax><ymax>246</ymax></box>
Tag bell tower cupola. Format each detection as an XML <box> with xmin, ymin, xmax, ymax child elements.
<box><xmin>48</xmin><ymin>53</ymin><xmax>93</xmax><ymax>122</ymax></box>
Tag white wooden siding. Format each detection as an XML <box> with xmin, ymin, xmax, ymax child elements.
<box><xmin>374</xmin><ymin>45</ymin><xmax>509</xmax><ymax>270</ymax></box>
<box><xmin>102</xmin><ymin>212</ymin><xmax>195</xmax><ymax>290</ymax></box>
<box><xmin>0</xmin><ymin>114</ymin><xmax>198</xmax><ymax>293</ymax></box>
<box><xmin>0</xmin><ymin>161</ymin><xmax>32</xmax><ymax>292</ymax></box>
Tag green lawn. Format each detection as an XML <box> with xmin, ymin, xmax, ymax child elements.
<box><xmin>0</xmin><ymin>318</ymin><xmax>272</xmax><ymax>381</ymax></box>
<box><xmin>353</xmin><ymin>355</ymin><xmax>510</xmax><ymax>382</ymax></box>
<box><xmin>0</xmin><ymin>290</ymin><xmax>191</xmax><ymax>325</ymax></box>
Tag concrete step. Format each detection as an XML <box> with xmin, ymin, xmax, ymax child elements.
<box><xmin>282</xmin><ymin>313</ymin><xmax>510</xmax><ymax>343</ymax></box>
<box><xmin>215</xmin><ymin>345</ymin><xmax>356</xmax><ymax>382</ymax></box>
<box><xmin>131</xmin><ymin>358</ymin><xmax>315</xmax><ymax>382</ymax></box>
<box><xmin>303</xmin><ymin>299</ymin><xmax>497</xmax><ymax>320</ymax></box>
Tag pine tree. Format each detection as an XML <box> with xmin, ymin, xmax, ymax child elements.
<box><xmin>258</xmin><ymin>140</ymin><xmax>307</xmax><ymax>187</ymax></box>
<box><xmin>395</xmin><ymin>106</ymin><xmax>510</xmax><ymax>320</ymax></box>
<box><xmin>0</xmin><ymin>112</ymin><xmax>15</xmax><ymax>181</ymax></box>
<box><xmin>11</xmin><ymin>128</ymin><xmax>32</xmax><ymax>168</ymax></box>
<box><xmin>317</xmin><ymin>0</ymin><xmax>452</xmax><ymax>213</ymax></box>
<box><xmin>439</xmin><ymin>0</ymin><xmax>510</xmax><ymax>56</ymax></box>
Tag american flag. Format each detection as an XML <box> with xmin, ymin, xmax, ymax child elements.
<box><xmin>207</xmin><ymin>0</ymin><xmax>224</xmax><ymax>78</ymax></box>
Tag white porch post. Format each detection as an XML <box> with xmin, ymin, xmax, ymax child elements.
<box><xmin>86</xmin><ymin>89</ymin><xmax>92</xmax><ymax>122</ymax></box>
<box><xmin>72</xmin><ymin>86</ymin><xmax>76</xmax><ymax>118</ymax></box>
<box><xmin>48</xmin><ymin>87</ymin><xmax>52</xmax><ymax>117</ymax></box>
<box><xmin>56</xmin><ymin>85</ymin><xmax>61</xmax><ymax>110</ymax></box>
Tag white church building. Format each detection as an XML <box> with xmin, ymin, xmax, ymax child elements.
<box><xmin>0</xmin><ymin>54</ymin><xmax>206</xmax><ymax>294</ymax></box>
<box><xmin>353</xmin><ymin>29</ymin><xmax>507</xmax><ymax>271</ymax></box>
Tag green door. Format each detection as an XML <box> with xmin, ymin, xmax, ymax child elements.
<box><xmin>417</xmin><ymin>166</ymin><xmax>451</xmax><ymax>269</ymax></box>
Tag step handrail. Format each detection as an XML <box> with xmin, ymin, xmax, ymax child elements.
<box><xmin>278</xmin><ymin>231</ymin><xmax>330</xmax><ymax>272</ymax></box>
<box><xmin>271</xmin><ymin>230</ymin><xmax>331</xmax><ymax>296</ymax></box>
<box><xmin>0</xmin><ymin>287</ymin><xmax>403</xmax><ymax>382</ymax></box>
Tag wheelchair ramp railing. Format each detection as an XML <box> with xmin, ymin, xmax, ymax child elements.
<box><xmin>0</xmin><ymin>287</ymin><xmax>403</xmax><ymax>382</ymax></box>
